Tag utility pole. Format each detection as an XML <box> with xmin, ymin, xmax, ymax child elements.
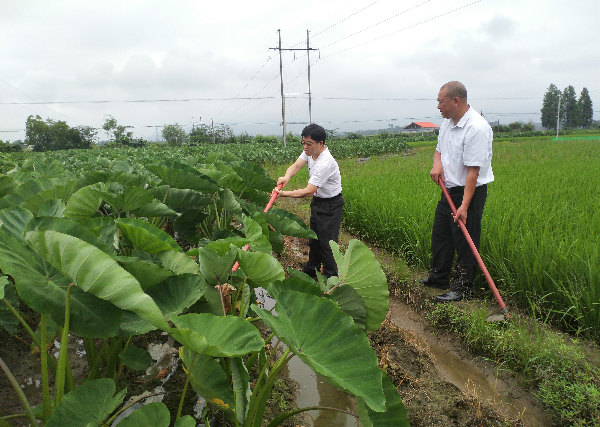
<box><xmin>556</xmin><ymin>97</ymin><xmax>561</xmax><ymax>138</ymax></box>
<box><xmin>270</xmin><ymin>30</ymin><xmax>318</xmax><ymax>147</ymax></box>
<box><xmin>278</xmin><ymin>30</ymin><xmax>286</xmax><ymax>148</ymax></box>
<box><xmin>307</xmin><ymin>30</ymin><xmax>312</xmax><ymax>124</ymax></box>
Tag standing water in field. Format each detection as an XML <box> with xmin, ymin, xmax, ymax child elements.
<box><xmin>256</xmin><ymin>288</ymin><xmax>359</xmax><ymax>426</ymax></box>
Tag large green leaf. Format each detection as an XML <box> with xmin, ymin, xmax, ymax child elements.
<box><xmin>0</xmin><ymin>175</ymin><xmax>18</xmax><ymax>199</ymax></box>
<box><xmin>99</xmin><ymin>186</ymin><xmax>154</xmax><ymax>213</ymax></box>
<box><xmin>231</xmin><ymin>356</ymin><xmax>251</xmax><ymax>424</ymax></box>
<box><xmin>21</xmin><ymin>180</ymin><xmax>78</xmax><ymax>214</ymax></box>
<box><xmin>45</xmin><ymin>378</ymin><xmax>126</xmax><ymax>427</ymax></box>
<box><xmin>206</xmin><ymin>237</ymin><xmax>252</xmax><ymax>255</ymax></box>
<box><xmin>158</xmin><ymin>250</ymin><xmax>199</xmax><ymax>275</ymax></box>
<box><xmin>25</xmin><ymin>230</ymin><xmax>170</xmax><ymax>331</ymax></box>
<box><xmin>197</xmin><ymin>246</ymin><xmax>237</xmax><ymax>286</ymax></box>
<box><xmin>262</xmin><ymin>208</ymin><xmax>317</xmax><ymax>239</ymax></box>
<box><xmin>171</xmin><ymin>313</ymin><xmax>263</xmax><ymax>357</ymax></box>
<box><xmin>357</xmin><ymin>374</ymin><xmax>409</xmax><ymax>427</ymax></box>
<box><xmin>116</xmin><ymin>257</ymin><xmax>174</xmax><ymax>290</ymax></box>
<box><xmin>38</xmin><ymin>199</ymin><xmax>66</xmax><ymax>217</ymax></box>
<box><xmin>146</xmin><ymin>161</ymin><xmax>220</xmax><ymax>192</ymax></box>
<box><xmin>230</xmin><ymin>161</ymin><xmax>276</xmax><ymax>192</ymax></box>
<box><xmin>27</xmin><ymin>216</ymin><xmax>114</xmax><ymax>255</ymax></box>
<box><xmin>32</xmin><ymin>158</ymin><xmax>65</xmax><ymax>179</ymax></box>
<box><xmin>63</xmin><ymin>183</ymin><xmax>103</xmax><ymax>221</ymax></box>
<box><xmin>236</xmin><ymin>249</ymin><xmax>285</xmax><ymax>288</ymax></box>
<box><xmin>146</xmin><ymin>274</ymin><xmax>208</xmax><ymax>319</ymax></box>
<box><xmin>241</xmin><ymin>214</ymin><xmax>271</xmax><ymax>254</ymax></box>
<box><xmin>180</xmin><ymin>347</ymin><xmax>235</xmax><ymax>413</ymax></box>
<box><xmin>116</xmin><ymin>402</ymin><xmax>170</xmax><ymax>427</ymax></box>
<box><xmin>118</xmin><ymin>345</ymin><xmax>153</xmax><ymax>371</ymax></box>
<box><xmin>0</xmin><ymin>206</ymin><xmax>33</xmax><ymax>242</ymax></box>
<box><xmin>331</xmin><ymin>240</ymin><xmax>389</xmax><ymax>332</ymax></box>
<box><xmin>115</xmin><ymin>218</ymin><xmax>183</xmax><ymax>253</ymax></box>
<box><xmin>267</xmin><ymin>277</ymin><xmax>322</xmax><ymax>300</ymax></box>
<box><xmin>252</xmin><ymin>291</ymin><xmax>386</xmax><ymax>412</ymax></box>
<box><xmin>132</xmin><ymin>198</ymin><xmax>178</xmax><ymax>217</ymax></box>
<box><xmin>151</xmin><ymin>185</ymin><xmax>211</xmax><ymax>209</ymax></box>
<box><xmin>327</xmin><ymin>284</ymin><xmax>368</xmax><ymax>332</ymax></box>
<box><xmin>0</xmin><ymin>177</ymin><xmax>65</xmax><ymax>210</ymax></box>
<box><xmin>217</xmin><ymin>188</ymin><xmax>242</xmax><ymax>215</ymax></box>
<box><xmin>0</xmin><ymin>230</ymin><xmax>122</xmax><ymax>337</ymax></box>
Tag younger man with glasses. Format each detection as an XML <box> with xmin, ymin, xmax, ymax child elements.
<box><xmin>274</xmin><ymin>124</ymin><xmax>344</xmax><ymax>278</ymax></box>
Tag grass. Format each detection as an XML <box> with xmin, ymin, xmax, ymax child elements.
<box><xmin>425</xmin><ymin>302</ymin><xmax>600</xmax><ymax>426</ymax></box>
<box><xmin>337</xmin><ymin>137</ymin><xmax>600</xmax><ymax>339</ymax></box>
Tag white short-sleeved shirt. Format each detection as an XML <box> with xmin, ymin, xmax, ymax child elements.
<box><xmin>299</xmin><ymin>147</ymin><xmax>342</xmax><ymax>198</ymax></box>
<box><xmin>436</xmin><ymin>107</ymin><xmax>494</xmax><ymax>188</ymax></box>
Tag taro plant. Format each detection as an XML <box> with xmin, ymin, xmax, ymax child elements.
<box><xmin>0</xmin><ymin>157</ymin><xmax>408</xmax><ymax>426</ymax></box>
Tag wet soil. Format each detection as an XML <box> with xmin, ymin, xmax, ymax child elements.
<box><xmin>273</xmin><ymin>197</ymin><xmax>551</xmax><ymax>427</ymax></box>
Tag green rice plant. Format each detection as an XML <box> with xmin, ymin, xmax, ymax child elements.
<box><xmin>339</xmin><ymin>138</ymin><xmax>600</xmax><ymax>339</ymax></box>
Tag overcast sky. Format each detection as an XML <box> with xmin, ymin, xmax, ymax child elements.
<box><xmin>1</xmin><ymin>0</ymin><xmax>599</xmax><ymax>141</ymax></box>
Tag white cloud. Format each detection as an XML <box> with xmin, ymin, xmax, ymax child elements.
<box><xmin>1</xmin><ymin>0</ymin><xmax>599</xmax><ymax>140</ymax></box>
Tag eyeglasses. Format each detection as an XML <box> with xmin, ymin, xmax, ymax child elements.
<box><xmin>301</xmin><ymin>141</ymin><xmax>314</xmax><ymax>147</ymax></box>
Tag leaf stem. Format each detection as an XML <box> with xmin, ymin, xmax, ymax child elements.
<box><xmin>0</xmin><ymin>356</ymin><xmax>40</xmax><ymax>427</ymax></box>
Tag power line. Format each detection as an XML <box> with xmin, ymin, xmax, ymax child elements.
<box><xmin>0</xmin><ymin>75</ymin><xmax>72</xmax><ymax>119</ymax></box>
<box><xmin>322</xmin><ymin>0</ymin><xmax>482</xmax><ymax>58</ymax></box>
<box><xmin>319</xmin><ymin>0</ymin><xmax>433</xmax><ymax>50</ymax></box>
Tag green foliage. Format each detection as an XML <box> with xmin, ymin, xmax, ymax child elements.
<box><xmin>541</xmin><ymin>83</ymin><xmax>561</xmax><ymax>130</ymax></box>
<box><xmin>162</xmin><ymin>123</ymin><xmax>188</xmax><ymax>146</ymax></box>
<box><xmin>578</xmin><ymin>87</ymin><xmax>594</xmax><ymax>129</ymax></box>
<box><xmin>340</xmin><ymin>138</ymin><xmax>600</xmax><ymax>339</ymax></box>
<box><xmin>425</xmin><ymin>303</ymin><xmax>600</xmax><ymax>427</ymax></box>
<box><xmin>561</xmin><ymin>85</ymin><xmax>580</xmax><ymax>129</ymax></box>
<box><xmin>102</xmin><ymin>115</ymin><xmax>133</xmax><ymax>146</ymax></box>
<box><xmin>0</xmin><ymin>157</ymin><xmax>403</xmax><ymax>426</ymax></box>
<box><xmin>25</xmin><ymin>115</ymin><xmax>96</xmax><ymax>151</ymax></box>
<box><xmin>0</xmin><ymin>140</ymin><xmax>22</xmax><ymax>153</ymax></box>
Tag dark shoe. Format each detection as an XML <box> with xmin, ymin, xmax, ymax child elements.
<box><xmin>434</xmin><ymin>290</ymin><xmax>472</xmax><ymax>303</ymax></box>
<box><xmin>419</xmin><ymin>277</ymin><xmax>449</xmax><ymax>290</ymax></box>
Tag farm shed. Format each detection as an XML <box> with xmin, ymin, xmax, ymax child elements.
<box><xmin>403</xmin><ymin>121</ymin><xmax>439</xmax><ymax>131</ymax></box>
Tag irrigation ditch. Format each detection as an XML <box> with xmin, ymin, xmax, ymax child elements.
<box><xmin>276</xmin><ymin>224</ymin><xmax>548</xmax><ymax>427</ymax></box>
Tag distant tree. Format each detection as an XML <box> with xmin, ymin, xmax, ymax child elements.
<box><xmin>522</xmin><ymin>121</ymin><xmax>535</xmax><ymax>132</ymax></box>
<box><xmin>25</xmin><ymin>115</ymin><xmax>95</xmax><ymax>151</ymax></box>
<box><xmin>162</xmin><ymin>124</ymin><xmax>188</xmax><ymax>146</ymax></box>
<box><xmin>102</xmin><ymin>115</ymin><xmax>133</xmax><ymax>145</ymax></box>
<box><xmin>578</xmin><ymin>87</ymin><xmax>594</xmax><ymax>129</ymax></box>
<box><xmin>508</xmin><ymin>122</ymin><xmax>524</xmax><ymax>131</ymax></box>
<box><xmin>540</xmin><ymin>83</ymin><xmax>561</xmax><ymax>130</ymax></box>
<box><xmin>560</xmin><ymin>85</ymin><xmax>580</xmax><ymax>129</ymax></box>
<box><xmin>237</xmin><ymin>131</ymin><xmax>251</xmax><ymax>144</ymax></box>
<box><xmin>189</xmin><ymin>125</ymin><xmax>211</xmax><ymax>145</ymax></box>
<box><xmin>0</xmin><ymin>140</ymin><xmax>22</xmax><ymax>153</ymax></box>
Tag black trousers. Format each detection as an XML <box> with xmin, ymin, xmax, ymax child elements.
<box><xmin>429</xmin><ymin>185</ymin><xmax>487</xmax><ymax>289</ymax></box>
<box><xmin>303</xmin><ymin>193</ymin><xmax>345</xmax><ymax>278</ymax></box>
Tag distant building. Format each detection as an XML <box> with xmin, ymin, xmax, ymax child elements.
<box><xmin>403</xmin><ymin>122</ymin><xmax>439</xmax><ymax>131</ymax></box>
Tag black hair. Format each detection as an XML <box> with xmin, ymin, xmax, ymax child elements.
<box><xmin>301</xmin><ymin>124</ymin><xmax>326</xmax><ymax>144</ymax></box>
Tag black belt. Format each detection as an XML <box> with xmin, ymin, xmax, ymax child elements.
<box><xmin>313</xmin><ymin>192</ymin><xmax>342</xmax><ymax>202</ymax></box>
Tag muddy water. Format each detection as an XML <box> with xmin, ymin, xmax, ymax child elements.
<box><xmin>256</xmin><ymin>288</ymin><xmax>359</xmax><ymax>426</ymax></box>
<box><xmin>389</xmin><ymin>300</ymin><xmax>552</xmax><ymax>427</ymax></box>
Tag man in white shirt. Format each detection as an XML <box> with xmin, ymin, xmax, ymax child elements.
<box><xmin>420</xmin><ymin>81</ymin><xmax>494</xmax><ymax>302</ymax></box>
<box><xmin>274</xmin><ymin>124</ymin><xmax>344</xmax><ymax>278</ymax></box>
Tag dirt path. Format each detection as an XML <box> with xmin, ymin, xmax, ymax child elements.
<box><xmin>278</xmin><ymin>231</ymin><xmax>555</xmax><ymax>426</ymax></box>
<box><xmin>270</xmin><ymin>193</ymin><xmax>554</xmax><ymax>426</ymax></box>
